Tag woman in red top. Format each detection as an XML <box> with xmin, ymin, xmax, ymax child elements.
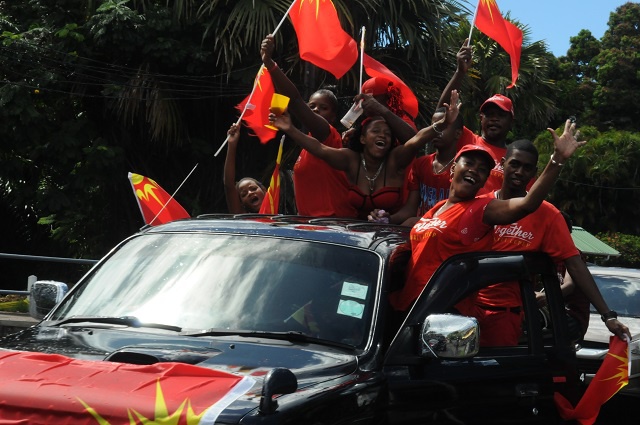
<box><xmin>390</xmin><ymin>120</ymin><xmax>587</xmax><ymax>312</ymax></box>
<box><xmin>268</xmin><ymin>92</ymin><xmax>462</xmax><ymax>220</ymax></box>
<box><xmin>261</xmin><ymin>35</ymin><xmax>356</xmax><ymax>218</ymax></box>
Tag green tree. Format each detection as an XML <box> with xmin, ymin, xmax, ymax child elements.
<box><xmin>535</xmin><ymin>127</ymin><xmax>640</xmax><ymax>235</ymax></box>
<box><xmin>592</xmin><ymin>2</ymin><xmax>640</xmax><ymax>131</ymax></box>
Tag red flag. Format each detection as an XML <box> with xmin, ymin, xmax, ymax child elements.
<box><xmin>289</xmin><ymin>0</ymin><xmax>358</xmax><ymax>78</ymax></box>
<box><xmin>474</xmin><ymin>0</ymin><xmax>523</xmax><ymax>88</ymax></box>
<box><xmin>259</xmin><ymin>137</ymin><xmax>284</xmax><ymax>214</ymax></box>
<box><xmin>236</xmin><ymin>67</ymin><xmax>277</xmax><ymax>144</ymax></box>
<box><xmin>128</xmin><ymin>172</ymin><xmax>190</xmax><ymax>226</ymax></box>
<box><xmin>0</xmin><ymin>350</ymin><xmax>254</xmax><ymax>424</ymax></box>
<box><xmin>554</xmin><ymin>336</ymin><xmax>629</xmax><ymax>425</ymax></box>
<box><xmin>363</xmin><ymin>53</ymin><xmax>419</xmax><ymax>119</ymax></box>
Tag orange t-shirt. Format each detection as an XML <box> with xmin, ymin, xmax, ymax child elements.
<box><xmin>390</xmin><ymin>197</ymin><xmax>494</xmax><ymax>311</ymax></box>
<box><xmin>475</xmin><ymin>192</ymin><xmax>580</xmax><ymax>307</ymax></box>
<box><xmin>293</xmin><ymin>126</ymin><xmax>357</xmax><ymax>218</ymax></box>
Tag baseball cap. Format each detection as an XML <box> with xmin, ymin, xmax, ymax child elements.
<box><xmin>361</xmin><ymin>77</ymin><xmax>393</xmax><ymax>96</ymax></box>
<box><xmin>454</xmin><ymin>144</ymin><xmax>496</xmax><ymax>170</ymax></box>
<box><xmin>480</xmin><ymin>94</ymin><xmax>514</xmax><ymax>117</ymax></box>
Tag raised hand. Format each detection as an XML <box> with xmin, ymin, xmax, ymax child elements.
<box><xmin>546</xmin><ymin>119</ymin><xmax>587</xmax><ymax>164</ymax></box>
<box><xmin>260</xmin><ymin>34</ymin><xmax>276</xmax><ymax>68</ymax></box>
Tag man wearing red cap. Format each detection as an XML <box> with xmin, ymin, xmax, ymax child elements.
<box><xmin>437</xmin><ymin>40</ymin><xmax>518</xmax><ymax>192</ymax></box>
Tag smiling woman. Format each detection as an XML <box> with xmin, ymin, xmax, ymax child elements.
<box><xmin>269</xmin><ymin>91</ymin><xmax>463</xmax><ymax>219</ymax></box>
<box><xmin>390</xmin><ymin>119</ymin><xmax>587</xmax><ymax>312</ymax></box>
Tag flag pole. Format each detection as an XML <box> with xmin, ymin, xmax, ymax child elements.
<box><xmin>214</xmin><ymin>0</ymin><xmax>299</xmax><ymax>157</ymax></box>
<box><xmin>149</xmin><ymin>163</ymin><xmax>199</xmax><ymax>225</ymax></box>
<box><xmin>467</xmin><ymin>0</ymin><xmax>480</xmax><ymax>45</ymax></box>
<box><xmin>358</xmin><ymin>26</ymin><xmax>366</xmax><ymax>94</ymax></box>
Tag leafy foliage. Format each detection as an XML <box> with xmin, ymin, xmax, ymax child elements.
<box><xmin>594</xmin><ymin>233</ymin><xmax>640</xmax><ymax>268</ymax></box>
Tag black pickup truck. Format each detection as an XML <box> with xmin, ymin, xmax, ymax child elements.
<box><xmin>0</xmin><ymin>215</ymin><xmax>599</xmax><ymax>424</ymax></box>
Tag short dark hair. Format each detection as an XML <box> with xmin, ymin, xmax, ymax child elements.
<box><xmin>433</xmin><ymin>106</ymin><xmax>463</xmax><ymax>130</ymax></box>
<box><xmin>505</xmin><ymin>139</ymin><xmax>538</xmax><ymax>162</ymax></box>
<box><xmin>313</xmin><ymin>88</ymin><xmax>339</xmax><ymax>113</ymax></box>
<box><xmin>236</xmin><ymin>177</ymin><xmax>265</xmax><ymax>192</ymax></box>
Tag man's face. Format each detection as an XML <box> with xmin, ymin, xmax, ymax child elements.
<box><xmin>501</xmin><ymin>149</ymin><xmax>537</xmax><ymax>193</ymax></box>
<box><xmin>430</xmin><ymin>112</ymin><xmax>461</xmax><ymax>149</ymax></box>
<box><xmin>480</xmin><ymin>104</ymin><xmax>513</xmax><ymax>144</ymax></box>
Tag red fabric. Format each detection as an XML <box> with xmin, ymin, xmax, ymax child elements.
<box><xmin>293</xmin><ymin>126</ymin><xmax>357</xmax><ymax>218</ymax></box>
<box><xmin>474</xmin><ymin>0</ymin><xmax>523</xmax><ymax>88</ymax></box>
<box><xmin>476</xmin><ymin>194</ymin><xmax>580</xmax><ymax>308</ymax></box>
<box><xmin>554</xmin><ymin>337</ymin><xmax>629</xmax><ymax>425</ymax></box>
<box><xmin>407</xmin><ymin>154</ymin><xmax>451</xmax><ymax>216</ymax></box>
<box><xmin>289</xmin><ymin>0</ymin><xmax>358</xmax><ymax>79</ymax></box>
<box><xmin>465</xmin><ymin>305</ymin><xmax>522</xmax><ymax>346</ymax></box>
<box><xmin>362</xmin><ymin>54</ymin><xmax>419</xmax><ymax>119</ymax></box>
<box><xmin>259</xmin><ymin>139</ymin><xmax>284</xmax><ymax>214</ymax></box>
<box><xmin>0</xmin><ymin>350</ymin><xmax>249</xmax><ymax>425</ymax></box>
<box><xmin>236</xmin><ymin>67</ymin><xmax>277</xmax><ymax>144</ymax></box>
<box><xmin>390</xmin><ymin>197</ymin><xmax>494</xmax><ymax>311</ymax></box>
<box><xmin>128</xmin><ymin>172</ymin><xmax>190</xmax><ymax>226</ymax></box>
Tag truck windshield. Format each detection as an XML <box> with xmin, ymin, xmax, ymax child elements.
<box><xmin>49</xmin><ymin>233</ymin><xmax>381</xmax><ymax>348</ymax></box>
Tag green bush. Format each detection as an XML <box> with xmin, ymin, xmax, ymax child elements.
<box><xmin>593</xmin><ymin>232</ymin><xmax>640</xmax><ymax>268</ymax></box>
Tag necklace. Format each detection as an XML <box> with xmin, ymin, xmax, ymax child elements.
<box><xmin>361</xmin><ymin>154</ymin><xmax>384</xmax><ymax>193</ymax></box>
<box><xmin>433</xmin><ymin>156</ymin><xmax>454</xmax><ymax>175</ymax></box>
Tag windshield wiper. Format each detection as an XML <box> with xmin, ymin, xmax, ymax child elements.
<box><xmin>49</xmin><ymin>316</ymin><xmax>182</xmax><ymax>332</ymax></box>
<box><xmin>184</xmin><ymin>329</ymin><xmax>354</xmax><ymax>350</ymax></box>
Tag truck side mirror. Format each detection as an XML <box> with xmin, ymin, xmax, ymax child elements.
<box><xmin>420</xmin><ymin>314</ymin><xmax>479</xmax><ymax>359</ymax></box>
<box><xmin>29</xmin><ymin>280</ymin><xmax>68</xmax><ymax>320</ymax></box>
<box><xmin>259</xmin><ymin>367</ymin><xmax>298</xmax><ymax>415</ymax></box>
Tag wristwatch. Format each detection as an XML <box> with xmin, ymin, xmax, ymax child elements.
<box><xmin>601</xmin><ymin>310</ymin><xmax>618</xmax><ymax>322</ymax></box>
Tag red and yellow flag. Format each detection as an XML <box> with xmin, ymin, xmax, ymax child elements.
<box><xmin>236</xmin><ymin>67</ymin><xmax>277</xmax><ymax>144</ymax></box>
<box><xmin>474</xmin><ymin>0</ymin><xmax>523</xmax><ymax>88</ymax></box>
<box><xmin>554</xmin><ymin>336</ymin><xmax>629</xmax><ymax>425</ymax></box>
<box><xmin>259</xmin><ymin>137</ymin><xmax>285</xmax><ymax>214</ymax></box>
<box><xmin>289</xmin><ymin>0</ymin><xmax>358</xmax><ymax>79</ymax></box>
<box><xmin>128</xmin><ymin>172</ymin><xmax>190</xmax><ymax>226</ymax></box>
<box><xmin>0</xmin><ymin>350</ymin><xmax>254</xmax><ymax>424</ymax></box>
<box><xmin>363</xmin><ymin>53</ymin><xmax>419</xmax><ymax>120</ymax></box>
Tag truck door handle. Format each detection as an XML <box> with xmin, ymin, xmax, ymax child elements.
<box><xmin>515</xmin><ymin>383</ymin><xmax>539</xmax><ymax>398</ymax></box>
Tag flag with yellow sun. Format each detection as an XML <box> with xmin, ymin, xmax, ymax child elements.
<box><xmin>0</xmin><ymin>350</ymin><xmax>255</xmax><ymax>424</ymax></box>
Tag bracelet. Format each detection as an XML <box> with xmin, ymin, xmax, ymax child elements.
<box><xmin>432</xmin><ymin>123</ymin><xmax>444</xmax><ymax>138</ymax></box>
<box><xmin>601</xmin><ymin>310</ymin><xmax>618</xmax><ymax>322</ymax></box>
<box><xmin>266</xmin><ymin>61</ymin><xmax>277</xmax><ymax>72</ymax></box>
<box><xmin>550</xmin><ymin>154</ymin><xmax>564</xmax><ymax>167</ymax></box>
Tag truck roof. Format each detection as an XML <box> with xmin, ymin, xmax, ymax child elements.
<box><xmin>142</xmin><ymin>214</ymin><xmax>411</xmax><ymax>252</ymax></box>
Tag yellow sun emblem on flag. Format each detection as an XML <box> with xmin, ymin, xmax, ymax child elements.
<box><xmin>599</xmin><ymin>350</ymin><xmax>630</xmax><ymax>399</ymax></box>
<box><xmin>79</xmin><ymin>380</ymin><xmax>206</xmax><ymax>425</ymax></box>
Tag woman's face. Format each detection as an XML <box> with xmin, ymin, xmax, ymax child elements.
<box><xmin>360</xmin><ymin>119</ymin><xmax>393</xmax><ymax>159</ymax></box>
<box><xmin>237</xmin><ymin>179</ymin><xmax>265</xmax><ymax>212</ymax></box>
<box><xmin>451</xmin><ymin>154</ymin><xmax>491</xmax><ymax>198</ymax></box>
<box><xmin>308</xmin><ymin>93</ymin><xmax>336</xmax><ymax>124</ymax></box>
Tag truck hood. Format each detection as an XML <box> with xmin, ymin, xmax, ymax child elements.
<box><xmin>0</xmin><ymin>326</ymin><xmax>359</xmax><ymax>424</ymax></box>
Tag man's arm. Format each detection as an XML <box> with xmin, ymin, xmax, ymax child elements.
<box><xmin>437</xmin><ymin>39</ymin><xmax>471</xmax><ymax>109</ymax></box>
<box><xmin>564</xmin><ymin>255</ymin><xmax>631</xmax><ymax>341</ymax></box>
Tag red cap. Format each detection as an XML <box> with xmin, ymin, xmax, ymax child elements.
<box><xmin>361</xmin><ymin>77</ymin><xmax>393</xmax><ymax>96</ymax></box>
<box><xmin>454</xmin><ymin>144</ymin><xmax>496</xmax><ymax>169</ymax></box>
<box><xmin>480</xmin><ymin>94</ymin><xmax>514</xmax><ymax>117</ymax></box>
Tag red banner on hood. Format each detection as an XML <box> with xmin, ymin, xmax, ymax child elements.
<box><xmin>0</xmin><ymin>351</ymin><xmax>255</xmax><ymax>425</ymax></box>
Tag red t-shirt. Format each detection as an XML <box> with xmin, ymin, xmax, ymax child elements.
<box><xmin>293</xmin><ymin>126</ymin><xmax>357</xmax><ymax>218</ymax></box>
<box><xmin>407</xmin><ymin>154</ymin><xmax>451</xmax><ymax>216</ymax></box>
<box><xmin>390</xmin><ymin>197</ymin><xmax>494</xmax><ymax>311</ymax></box>
<box><xmin>475</xmin><ymin>192</ymin><xmax>580</xmax><ymax>307</ymax></box>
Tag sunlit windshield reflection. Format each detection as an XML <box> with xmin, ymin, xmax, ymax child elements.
<box><xmin>591</xmin><ymin>272</ymin><xmax>640</xmax><ymax>317</ymax></box>
<box><xmin>50</xmin><ymin>234</ymin><xmax>381</xmax><ymax>347</ymax></box>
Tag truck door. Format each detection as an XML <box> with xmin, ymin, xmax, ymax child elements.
<box><xmin>383</xmin><ymin>253</ymin><xmax>578</xmax><ymax>425</ymax></box>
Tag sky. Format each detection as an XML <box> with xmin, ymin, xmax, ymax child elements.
<box><xmin>488</xmin><ymin>0</ymin><xmax>631</xmax><ymax>56</ymax></box>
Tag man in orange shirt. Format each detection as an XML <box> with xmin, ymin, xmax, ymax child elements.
<box><xmin>471</xmin><ymin>139</ymin><xmax>629</xmax><ymax>345</ymax></box>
